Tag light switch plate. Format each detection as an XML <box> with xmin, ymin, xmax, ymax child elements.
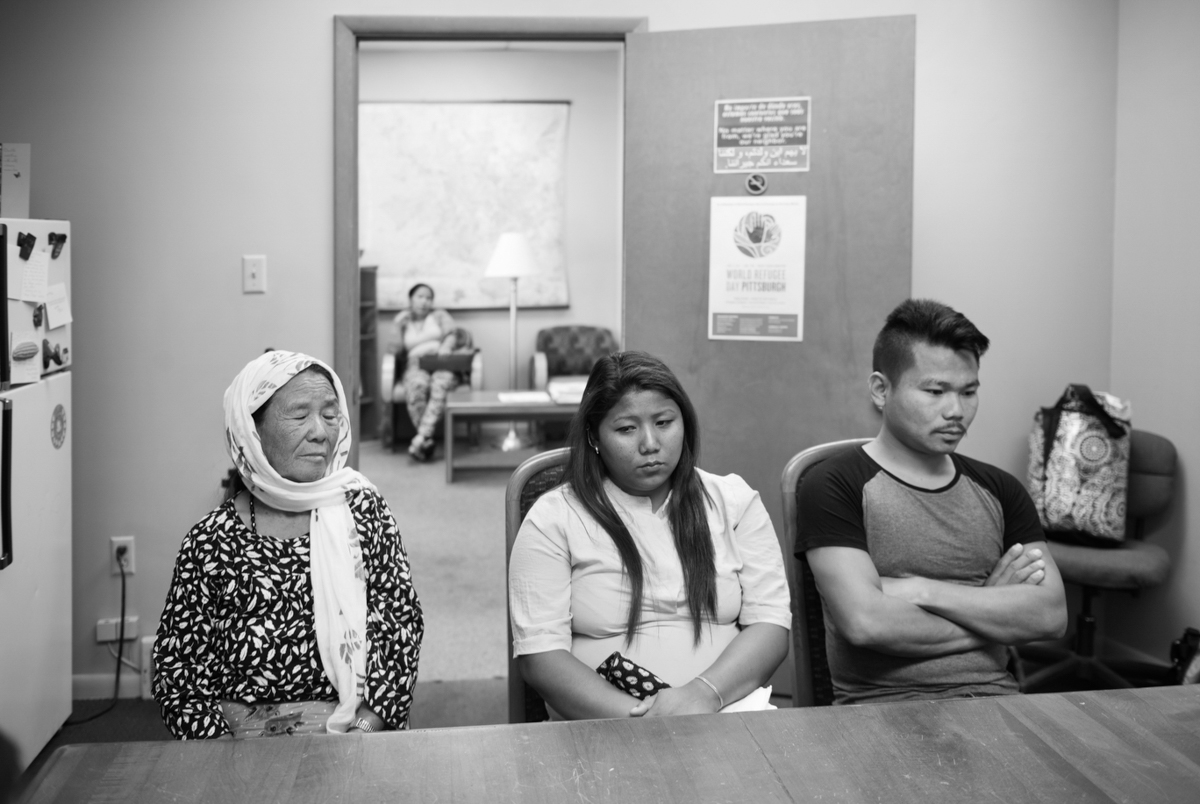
<box><xmin>243</xmin><ymin>254</ymin><xmax>267</xmax><ymax>293</ymax></box>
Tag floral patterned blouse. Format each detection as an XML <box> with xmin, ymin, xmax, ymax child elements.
<box><xmin>153</xmin><ymin>488</ymin><xmax>423</xmax><ymax>739</ymax></box>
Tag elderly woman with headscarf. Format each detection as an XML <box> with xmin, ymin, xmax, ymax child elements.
<box><xmin>153</xmin><ymin>351</ymin><xmax>423</xmax><ymax>739</ymax></box>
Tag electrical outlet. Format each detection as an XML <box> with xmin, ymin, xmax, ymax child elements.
<box><xmin>96</xmin><ymin>616</ymin><xmax>139</xmax><ymax>643</ymax></box>
<box><xmin>242</xmin><ymin>254</ymin><xmax>267</xmax><ymax>293</ymax></box>
<box><xmin>110</xmin><ymin>535</ymin><xmax>135</xmax><ymax>575</ymax></box>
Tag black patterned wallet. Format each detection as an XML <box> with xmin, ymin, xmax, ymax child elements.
<box><xmin>596</xmin><ymin>651</ymin><xmax>672</xmax><ymax>700</ymax></box>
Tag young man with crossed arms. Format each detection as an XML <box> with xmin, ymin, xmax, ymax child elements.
<box><xmin>797</xmin><ymin>299</ymin><xmax>1067</xmax><ymax>703</ymax></box>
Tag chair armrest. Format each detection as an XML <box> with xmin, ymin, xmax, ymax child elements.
<box><xmin>471</xmin><ymin>352</ymin><xmax>484</xmax><ymax>391</ymax></box>
<box><xmin>380</xmin><ymin>353</ymin><xmax>396</xmax><ymax>403</ymax></box>
<box><xmin>532</xmin><ymin>352</ymin><xmax>548</xmax><ymax>390</ymax></box>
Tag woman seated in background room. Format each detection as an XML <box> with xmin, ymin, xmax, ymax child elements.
<box><xmin>394</xmin><ymin>282</ymin><xmax>458</xmax><ymax>461</ymax></box>
<box><xmin>509</xmin><ymin>351</ymin><xmax>791</xmax><ymax>719</ymax></box>
<box><xmin>154</xmin><ymin>350</ymin><xmax>423</xmax><ymax>739</ymax></box>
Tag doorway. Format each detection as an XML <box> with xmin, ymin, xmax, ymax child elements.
<box><xmin>357</xmin><ymin>39</ymin><xmax>625</xmax><ymax>413</ymax></box>
<box><xmin>333</xmin><ymin>16</ymin><xmax>640</xmax><ymax>723</ymax></box>
<box><xmin>334</xmin><ymin>16</ymin><xmax>643</xmax><ymax>465</ymax></box>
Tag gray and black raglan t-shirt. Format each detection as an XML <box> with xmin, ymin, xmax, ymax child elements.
<box><xmin>795</xmin><ymin>446</ymin><xmax>1045</xmax><ymax>704</ymax></box>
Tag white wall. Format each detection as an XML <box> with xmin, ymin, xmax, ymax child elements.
<box><xmin>0</xmin><ymin>0</ymin><xmax>1129</xmax><ymax>684</ymax></box>
<box><xmin>1106</xmin><ymin>0</ymin><xmax>1200</xmax><ymax>658</ymax></box>
<box><xmin>359</xmin><ymin>45</ymin><xmax>623</xmax><ymax>392</ymax></box>
<box><xmin>905</xmin><ymin>1</ymin><xmax>1118</xmax><ymax>475</ymax></box>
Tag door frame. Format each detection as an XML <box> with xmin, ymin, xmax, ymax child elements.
<box><xmin>333</xmin><ymin>15</ymin><xmax>645</xmax><ymax>465</ymax></box>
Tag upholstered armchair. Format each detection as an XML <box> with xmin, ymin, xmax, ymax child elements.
<box><xmin>380</xmin><ymin>327</ymin><xmax>482</xmax><ymax>450</ymax></box>
<box><xmin>530</xmin><ymin>325</ymin><xmax>618</xmax><ymax>403</ymax></box>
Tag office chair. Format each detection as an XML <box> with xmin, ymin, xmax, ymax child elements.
<box><xmin>1021</xmin><ymin>429</ymin><xmax>1177</xmax><ymax>691</ymax></box>
<box><xmin>781</xmin><ymin>438</ymin><xmax>872</xmax><ymax>707</ymax></box>
<box><xmin>504</xmin><ymin>447</ymin><xmax>570</xmax><ymax>723</ymax></box>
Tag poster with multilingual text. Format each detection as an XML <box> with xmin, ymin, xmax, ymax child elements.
<box><xmin>708</xmin><ymin>196</ymin><xmax>806</xmax><ymax>342</ymax></box>
<box><xmin>714</xmin><ymin>97</ymin><xmax>810</xmax><ymax>173</ymax></box>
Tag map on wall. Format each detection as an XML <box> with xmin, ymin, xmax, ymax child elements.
<box><xmin>359</xmin><ymin>102</ymin><xmax>570</xmax><ymax>311</ymax></box>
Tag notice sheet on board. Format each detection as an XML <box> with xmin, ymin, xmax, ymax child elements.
<box><xmin>708</xmin><ymin>196</ymin><xmax>806</xmax><ymax>342</ymax></box>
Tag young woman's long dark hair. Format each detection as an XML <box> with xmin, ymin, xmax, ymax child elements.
<box><xmin>564</xmin><ymin>351</ymin><xmax>716</xmax><ymax>644</ymax></box>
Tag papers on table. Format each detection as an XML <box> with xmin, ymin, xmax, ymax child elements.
<box><xmin>497</xmin><ymin>391</ymin><xmax>553</xmax><ymax>404</ymax></box>
<box><xmin>547</xmin><ymin>380</ymin><xmax>587</xmax><ymax>405</ymax></box>
<box><xmin>496</xmin><ymin>388</ymin><xmax>585</xmax><ymax>405</ymax></box>
<box><xmin>719</xmin><ymin>685</ymin><xmax>776</xmax><ymax>713</ymax></box>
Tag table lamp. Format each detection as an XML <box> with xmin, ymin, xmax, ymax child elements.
<box><xmin>485</xmin><ymin>232</ymin><xmax>538</xmax><ymax>451</ymax></box>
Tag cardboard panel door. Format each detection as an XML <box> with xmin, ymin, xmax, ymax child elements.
<box><xmin>625</xmin><ymin>17</ymin><xmax>915</xmax><ymax>700</ymax></box>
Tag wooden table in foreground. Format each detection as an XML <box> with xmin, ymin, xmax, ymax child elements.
<box><xmin>21</xmin><ymin>687</ymin><xmax>1200</xmax><ymax>804</ymax></box>
<box><xmin>442</xmin><ymin>390</ymin><xmax>578</xmax><ymax>482</ymax></box>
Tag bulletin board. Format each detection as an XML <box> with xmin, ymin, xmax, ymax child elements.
<box><xmin>624</xmin><ymin>17</ymin><xmax>914</xmax><ymax>570</ymax></box>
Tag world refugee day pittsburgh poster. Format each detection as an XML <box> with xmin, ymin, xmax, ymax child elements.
<box><xmin>708</xmin><ymin>195</ymin><xmax>806</xmax><ymax>342</ymax></box>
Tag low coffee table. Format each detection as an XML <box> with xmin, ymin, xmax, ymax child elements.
<box><xmin>443</xmin><ymin>390</ymin><xmax>579</xmax><ymax>482</ymax></box>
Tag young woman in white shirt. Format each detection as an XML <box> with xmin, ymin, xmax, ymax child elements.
<box><xmin>508</xmin><ymin>351</ymin><xmax>790</xmax><ymax>719</ymax></box>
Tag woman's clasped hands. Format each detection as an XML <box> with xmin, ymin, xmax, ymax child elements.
<box><xmin>629</xmin><ymin>677</ymin><xmax>723</xmax><ymax>717</ymax></box>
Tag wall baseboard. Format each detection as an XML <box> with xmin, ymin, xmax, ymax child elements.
<box><xmin>75</xmin><ymin>635</ymin><xmax>156</xmax><ymax>700</ymax></box>
<box><xmin>72</xmin><ymin>672</ymin><xmax>144</xmax><ymax>700</ymax></box>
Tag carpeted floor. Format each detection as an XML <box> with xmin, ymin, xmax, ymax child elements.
<box><xmin>360</xmin><ymin>436</ymin><xmax>511</xmax><ymax>682</ymax></box>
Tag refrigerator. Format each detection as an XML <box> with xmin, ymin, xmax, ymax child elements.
<box><xmin>0</xmin><ymin>218</ymin><xmax>72</xmax><ymax>769</ymax></box>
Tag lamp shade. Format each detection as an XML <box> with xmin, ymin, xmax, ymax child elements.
<box><xmin>484</xmin><ymin>232</ymin><xmax>538</xmax><ymax>279</ymax></box>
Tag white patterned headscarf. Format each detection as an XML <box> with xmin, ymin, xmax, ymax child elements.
<box><xmin>224</xmin><ymin>350</ymin><xmax>372</xmax><ymax>734</ymax></box>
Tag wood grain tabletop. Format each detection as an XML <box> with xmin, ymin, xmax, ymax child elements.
<box><xmin>21</xmin><ymin>686</ymin><xmax>1200</xmax><ymax>803</ymax></box>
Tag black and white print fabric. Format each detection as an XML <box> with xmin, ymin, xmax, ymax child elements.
<box><xmin>153</xmin><ymin>488</ymin><xmax>422</xmax><ymax>739</ymax></box>
<box><xmin>596</xmin><ymin>651</ymin><xmax>672</xmax><ymax>700</ymax></box>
